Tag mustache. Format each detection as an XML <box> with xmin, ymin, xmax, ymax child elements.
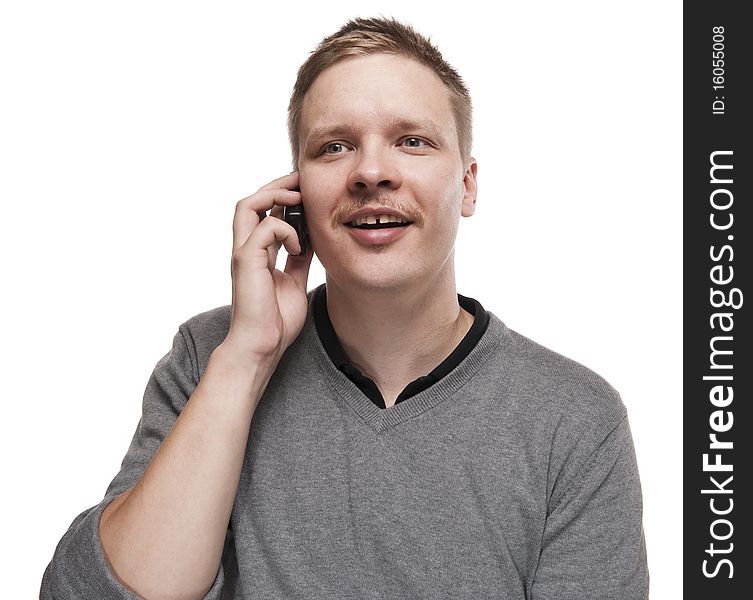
<box><xmin>333</xmin><ymin>193</ymin><xmax>423</xmax><ymax>227</ymax></box>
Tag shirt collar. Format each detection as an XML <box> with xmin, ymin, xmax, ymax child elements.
<box><xmin>312</xmin><ymin>283</ymin><xmax>490</xmax><ymax>406</ymax></box>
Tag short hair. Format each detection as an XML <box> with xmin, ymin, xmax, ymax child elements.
<box><xmin>287</xmin><ymin>16</ymin><xmax>473</xmax><ymax>169</ymax></box>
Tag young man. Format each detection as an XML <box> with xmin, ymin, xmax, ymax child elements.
<box><xmin>42</xmin><ymin>17</ymin><xmax>648</xmax><ymax>600</ymax></box>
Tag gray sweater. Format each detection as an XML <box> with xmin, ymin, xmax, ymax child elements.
<box><xmin>41</xmin><ymin>286</ymin><xmax>649</xmax><ymax>599</ymax></box>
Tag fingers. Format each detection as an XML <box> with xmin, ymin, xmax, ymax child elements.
<box><xmin>233</xmin><ymin>172</ymin><xmax>301</xmax><ymax>254</ymax></box>
<box><xmin>283</xmin><ymin>239</ymin><xmax>314</xmax><ymax>291</ymax></box>
<box><xmin>241</xmin><ymin>215</ymin><xmax>302</xmax><ymax>266</ymax></box>
<box><xmin>266</xmin><ymin>205</ymin><xmax>285</xmax><ymax>270</ymax></box>
<box><xmin>256</xmin><ymin>171</ymin><xmax>299</xmax><ymax>193</ymax></box>
<box><xmin>233</xmin><ymin>190</ymin><xmax>301</xmax><ymax>254</ymax></box>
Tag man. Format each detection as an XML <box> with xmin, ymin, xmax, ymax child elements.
<box><xmin>41</xmin><ymin>17</ymin><xmax>648</xmax><ymax>599</ymax></box>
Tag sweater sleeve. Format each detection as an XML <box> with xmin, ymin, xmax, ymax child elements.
<box><xmin>40</xmin><ymin>326</ymin><xmax>226</xmax><ymax>599</ymax></box>
<box><xmin>530</xmin><ymin>415</ymin><xmax>649</xmax><ymax>600</ymax></box>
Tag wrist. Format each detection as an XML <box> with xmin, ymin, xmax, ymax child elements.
<box><xmin>209</xmin><ymin>340</ymin><xmax>280</xmax><ymax>378</ymax></box>
<box><xmin>198</xmin><ymin>344</ymin><xmax>280</xmax><ymax>418</ymax></box>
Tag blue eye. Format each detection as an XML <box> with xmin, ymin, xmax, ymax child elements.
<box><xmin>402</xmin><ymin>137</ymin><xmax>427</xmax><ymax>148</ymax></box>
<box><xmin>323</xmin><ymin>142</ymin><xmax>348</xmax><ymax>155</ymax></box>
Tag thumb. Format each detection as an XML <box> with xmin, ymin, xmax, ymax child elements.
<box><xmin>283</xmin><ymin>245</ymin><xmax>314</xmax><ymax>291</ymax></box>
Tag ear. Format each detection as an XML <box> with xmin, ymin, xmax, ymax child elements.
<box><xmin>461</xmin><ymin>158</ymin><xmax>478</xmax><ymax>217</ymax></box>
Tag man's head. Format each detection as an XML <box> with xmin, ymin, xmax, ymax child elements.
<box><xmin>288</xmin><ymin>17</ymin><xmax>473</xmax><ymax>170</ymax></box>
<box><xmin>289</xmin><ymin>17</ymin><xmax>478</xmax><ymax>294</ymax></box>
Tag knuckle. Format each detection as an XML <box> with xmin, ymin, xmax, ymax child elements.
<box><xmin>235</xmin><ymin>194</ymin><xmax>261</xmax><ymax>212</ymax></box>
<box><xmin>261</xmin><ymin>214</ymin><xmax>281</xmax><ymax>229</ymax></box>
<box><xmin>231</xmin><ymin>251</ymin><xmax>244</xmax><ymax>268</ymax></box>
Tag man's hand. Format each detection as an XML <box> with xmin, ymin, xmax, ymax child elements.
<box><xmin>223</xmin><ymin>171</ymin><xmax>313</xmax><ymax>363</ymax></box>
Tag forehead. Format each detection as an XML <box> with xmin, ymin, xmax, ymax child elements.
<box><xmin>299</xmin><ymin>53</ymin><xmax>457</xmax><ymax>145</ymax></box>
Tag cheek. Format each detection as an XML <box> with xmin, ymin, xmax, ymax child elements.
<box><xmin>423</xmin><ymin>172</ymin><xmax>466</xmax><ymax>216</ymax></box>
<box><xmin>418</xmin><ymin>164</ymin><xmax>464</xmax><ymax>194</ymax></box>
<box><xmin>303</xmin><ymin>207</ymin><xmax>332</xmax><ymax>246</ymax></box>
<box><xmin>300</xmin><ymin>172</ymin><xmax>337</xmax><ymax>229</ymax></box>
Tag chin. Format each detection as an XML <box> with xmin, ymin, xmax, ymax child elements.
<box><xmin>315</xmin><ymin>234</ymin><xmax>432</xmax><ymax>291</ymax></box>
<box><xmin>326</xmin><ymin>260</ymin><xmax>420</xmax><ymax>293</ymax></box>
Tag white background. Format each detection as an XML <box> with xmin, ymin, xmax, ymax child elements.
<box><xmin>1</xmin><ymin>1</ymin><xmax>681</xmax><ymax>597</ymax></box>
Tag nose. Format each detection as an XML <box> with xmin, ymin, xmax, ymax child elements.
<box><xmin>346</xmin><ymin>140</ymin><xmax>403</xmax><ymax>195</ymax></box>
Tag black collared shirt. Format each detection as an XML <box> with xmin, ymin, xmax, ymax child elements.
<box><xmin>313</xmin><ymin>284</ymin><xmax>490</xmax><ymax>409</ymax></box>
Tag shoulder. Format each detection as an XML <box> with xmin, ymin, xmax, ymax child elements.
<box><xmin>172</xmin><ymin>305</ymin><xmax>232</xmax><ymax>378</ymax></box>
<box><xmin>486</xmin><ymin>314</ymin><xmax>627</xmax><ymax>436</ymax></box>
<box><xmin>181</xmin><ymin>305</ymin><xmax>233</xmax><ymax>340</ymax></box>
<box><xmin>172</xmin><ymin>286</ymin><xmax>321</xmax><ymax>378</ymax></box>
<box><xmin>487</xmin><ymin>317</ymin><xmax>635</xmax><ymax>507</ymax></box>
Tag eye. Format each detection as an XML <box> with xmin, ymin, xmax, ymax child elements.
<box><xmin>322</xmin><ymin>142</ymin><xmax>350</xmax><ymax>155</ymax></box>
<box><xmin>401</xmin><ymin>137</ymin><xmax>429</xmax><ymax>149</ymax></box>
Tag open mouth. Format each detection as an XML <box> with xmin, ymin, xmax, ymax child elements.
<box><xmin>345</xmin><ymin>216</ymin><xmax>414</xmax><ymax>229</ymax></box>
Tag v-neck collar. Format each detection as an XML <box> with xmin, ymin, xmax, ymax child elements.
<box><xmin>313</xmin><ymin>284</ymin><xmax>491</xmax><ymax>409</ymax></box>
<box><xmin>302</xmin><ymin>284</ymin><xmax>505</xmax><ymax>432</ymax></box>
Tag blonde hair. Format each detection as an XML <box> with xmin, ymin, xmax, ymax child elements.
<box><xmin>287</xmin><ymin>16</ymin><xmax>472</xmax><ymax>169</ymax></box>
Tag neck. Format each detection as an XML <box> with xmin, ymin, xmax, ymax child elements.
<box><xmin>323</xmin><ymin>268</ymin><xmax>474</xmax><ymax>398</ymax></box>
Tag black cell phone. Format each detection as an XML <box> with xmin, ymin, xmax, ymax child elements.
<box><xmin>283</xmin><ymin>203</ymin><xmax>308</xmax><ymax>256</ymax></box>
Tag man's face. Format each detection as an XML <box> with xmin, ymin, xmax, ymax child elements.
<box><xmin>297</xmin><ymin>53</ymin><xmax>477</xmax><ymax>292</ymax></box>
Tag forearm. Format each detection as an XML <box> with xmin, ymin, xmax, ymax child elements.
<box><xmin>99</xmin><ymin>343</ymin><xmax>277</xmax><ymax>600</ymax></box>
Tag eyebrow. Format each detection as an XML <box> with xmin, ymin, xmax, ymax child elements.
<box><xmin>304</xmin><ymin>117</ymin><xmax>448</xmax><ymax>147</ymax></box>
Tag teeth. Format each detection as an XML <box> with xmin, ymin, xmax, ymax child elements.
<box><xmin>350</xmin><ymin>214</ymin><xmax>408</xmax><ymax>226</ymax></box>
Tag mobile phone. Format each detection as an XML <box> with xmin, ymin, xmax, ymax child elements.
<box><xmin>283</xmin><ymin>203</ymin><xmax>308</xmax><ymax>256</ymax></box>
